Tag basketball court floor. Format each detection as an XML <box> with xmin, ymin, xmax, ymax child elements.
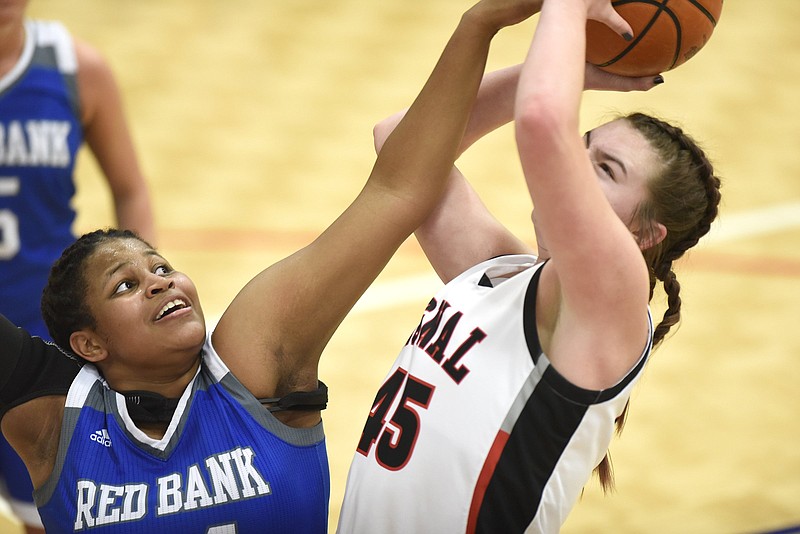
<box><xmin>2</xmin><ymin>1</ymin><xmax>798</xmax><ymax>532</ymax></box>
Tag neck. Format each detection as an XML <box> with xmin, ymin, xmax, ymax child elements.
<box><xmin>0</xmin><ymin>18</ymin><xmax>25</xmax><ymax>76</ymax></box>
<box><xmin>99</xmin><ymin>352</ymin><xmax>202</xmax><ymax>401</ymax></box>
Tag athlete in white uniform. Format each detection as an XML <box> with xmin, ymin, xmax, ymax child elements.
<box><xmin>339</xmin><ymin>256</ymin><xmax>652</xmax><ymax>532</ymax></box>
<box><xmin>339</xmin><ymin>0</ymin><xmax>721</xmax><ymax>531</ymax></box>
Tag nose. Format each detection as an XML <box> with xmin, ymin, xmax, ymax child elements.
<box><xmin>145</xmin><ymin>274</ymin><xmax>175</xmax><ymax>297</ymax></box>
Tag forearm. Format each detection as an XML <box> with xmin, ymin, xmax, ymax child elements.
<box><xmin>461</xmin><ymin>64</ymin><xmax>520</xmax><ymax>150</ymax></box>
<box><xmin>516</xmin><ymin>0</ymin><xmax>587</xmax><ymax>127</ymax></box>
<box><xmin>368</xmin><ymin>11</ymin><xmax>497</xmax><ymax>207</ymax></box>
<box><xmin>374</xmin><ymin>64</ymin><xmax>521</xmax><ymax>157</ymax></box>
<box><xmin>114</xmin><ymin>187</ymin><xmax>157</xmax><ymax>245</ymax></box>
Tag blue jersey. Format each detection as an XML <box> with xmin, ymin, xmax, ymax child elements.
<box><xmin>34</xmin><ymin>333</ymin><xmax>330</xmax><ymax>533</ymax></box>
<box><xmin>0</xmin><ymin>19</ymin><xmax>83</xmax><ymax>338</ymax></box>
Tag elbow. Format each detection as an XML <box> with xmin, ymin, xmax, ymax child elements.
<box><xmin>372</xmin><ymin>122</ymin><xmax>390</xmax><ymax>154</ymax></box>
<box><xmin>373</xmin><ymin>111</ymin><xmax>405</xmax><ymax>154</ymax></box>
<box><xmin>514</xmin><ymin>94</ymin><xmax>577</xmax><ymax>157</ymax></box>
<box><xmin>515</xmin><ymin>96</ymin><xmax>561</xmax><ymax>145</ymax></box>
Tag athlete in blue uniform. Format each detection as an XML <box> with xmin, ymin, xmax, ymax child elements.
<box><xmin>0</xmin><ymin>0</ymin><xmax>545</xmax><ymax>530</ymax></box>
<box><xmin>0</xmin><ymin>4</ymin><xmax>154</xmax><ymax>531</ymax></box>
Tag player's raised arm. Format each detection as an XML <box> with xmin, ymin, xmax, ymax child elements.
<box><xmin>212</xmin><ymin>0</ymin><xmax>544</xmax><ymax>403</ymax></box>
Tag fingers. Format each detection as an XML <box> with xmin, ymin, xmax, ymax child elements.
<box><xmin>584</xmin><ymin>63</ymin><xmax>665</xmax><ymax>92</ymax></box>
<box><xmin>590</xmin><ymin>2</ymin><xmax>634</xmax><ymax>40</ymax></box>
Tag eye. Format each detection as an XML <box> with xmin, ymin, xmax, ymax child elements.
<box><xmin>598</xmin><ymin>162</ymin><xmax>615</xmax><ymax>181</ymax></box>
<box><xmin>114</xmin><ymin>280</ymin><xmax>135</xmax><ymax>294</ymax></box>
<box><xmin>154</xmin><ymin>264</ymin><xmax>171</xmax><ymax>276</ymax></box>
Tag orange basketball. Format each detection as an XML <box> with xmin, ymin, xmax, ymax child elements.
<box><xmin>586</xmin><ymin>0</ymin><xmax>724</xmax><ymax>77</ymax></box>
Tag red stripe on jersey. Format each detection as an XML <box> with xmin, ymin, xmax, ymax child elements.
<box><xmin>466</xmin><ymin>429</ymin><xmax>510</xmax><ymax>534</ymax></box>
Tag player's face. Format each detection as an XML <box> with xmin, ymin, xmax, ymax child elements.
<box><xmin>583</xmin><ymin>119</ymin><xmax>661</xmax><ymax>232</ymax></box>
<box><xmin>80</xmin><ymin>237</ymin><xmax>206</xmax><ymax>372</ymax></box>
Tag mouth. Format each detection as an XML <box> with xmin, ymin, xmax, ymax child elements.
<box><xmin>155</xmin><ymin>299</ymin><xmax>189</xmax><ymax>321</ymax></box>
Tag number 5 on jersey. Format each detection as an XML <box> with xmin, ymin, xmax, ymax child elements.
<box><xmin>356</xmin><ymin>368</ymin><xmax>434</xmax><ymax>471</ymax></box>
<box><xmin>0</xmin><ymin>177</ymin><xmax>21</xmax><ymax>260</ymax></box>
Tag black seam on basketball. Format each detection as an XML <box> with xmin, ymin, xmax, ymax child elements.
<box><xmin>687</xmin><ymin>0</ymin><xmax>719</xmax><ymax>25</ymax></box>
<box><xmin>663</xmin><ymin>7</ymin><xmax>682</xmax><ymax>69</ymax></box>
<box><xmin>599</xmin><ymin>0</ymin><xmax>670</xmax><ymax>69</ymax></box>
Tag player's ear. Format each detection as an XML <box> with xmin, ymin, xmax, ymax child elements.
<box><xmin>634</xmin><ymin>221</ymin><xmax>667</xmax><ymax>251</ymax></box>
<box><xmin>70</xmin><ymin>330</ymin><xmax>109</xmax><ymax>363</ymax></box>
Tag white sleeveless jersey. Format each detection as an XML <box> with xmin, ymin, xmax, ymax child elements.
<box><xmin>337</xmin><ymin>255</ymin><xmax>652</xmax><ymax>534</ymax></box>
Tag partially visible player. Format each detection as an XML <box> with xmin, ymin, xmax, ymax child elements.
<box><xmin>0</xmin><ymin>1</ymin><xmax>155</xmax><ymax>531</ymax></box>
<box><xmin>337</xmin><ymin>0</ymin><xmax>721</xmax><ymax>531</ymax></box>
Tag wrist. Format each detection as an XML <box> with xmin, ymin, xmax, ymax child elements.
<box><xmin>459</xmin><ymin>7</ymin><xmax>502</xmax><ymax>40</ymax></box>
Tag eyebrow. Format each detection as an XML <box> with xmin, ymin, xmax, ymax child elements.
<box><xmin>585</xmin><ymin>130</ymin><xmax>628</xmax><ymax>177</ymax></box>
<box><xmin>597</xmin><ymin>148</ymin><xmax>628</xmax><ymax>177</ymax></box>
<box><xmin>105</xmin><ymin>250</ymin><xmax>162</xmax><ymax>279</ymax></box>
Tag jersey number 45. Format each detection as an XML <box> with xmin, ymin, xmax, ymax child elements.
<box><xmin>356</xmin><ymin>368</ymin><xmax>434</xmax><ymax>471</ymax></box>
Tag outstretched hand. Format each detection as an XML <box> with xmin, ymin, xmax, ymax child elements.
<box><xmin>584</xmin><ymin>63</ymin><xmax>663</xmax><ymax>91</ymax></box>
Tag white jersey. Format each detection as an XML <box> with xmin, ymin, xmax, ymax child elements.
<box><xmin>337</xmin><ymin>255</ymin><xmax>652</xmax><ymax>533</ymax></box>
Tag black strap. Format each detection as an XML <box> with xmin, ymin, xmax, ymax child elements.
<box><xmin>259</xmin><ymin>380</ymin><xmax>328</xmax><ymax>412</ymax></box>
<box><xmin>122</xmin><ymin>380</ymin><xmax>329</xmax><ymax>424</ymax></box>
<box><xmin>123</xmin><ymin>390</ymin><xmax>181</xmax><ymax>424</ymax></box>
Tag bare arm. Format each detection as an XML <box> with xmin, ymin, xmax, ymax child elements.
<box><xmin>211</xmin><ymin>0</ymin><xmax>544</xmax><ymax>414</ymax></box>
<box><xmin>514</xmin><ymin>0</ymin><xmax>653</xmax><ymax>388</ymax></box>
<box><xmin>375</xmin><ymin>60</ymin><xmax>659</xmax><ymax>283</ymax></box>
<box><xmin>76</xmin><ymin>39</ymin><xmax>156</xmax><ymax>245</ymax></box>
<box><xmin>377</xmin><ymin>65</ymin><xmax>532</xmax><ymax>283</ymax></box>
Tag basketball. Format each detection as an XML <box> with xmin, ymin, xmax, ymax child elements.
<box><xmin>586</xmin><ymin>0</ymin><xmax>724</xmax><ymax>77</ymax></box>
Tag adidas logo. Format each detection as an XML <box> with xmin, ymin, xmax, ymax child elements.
<box><xmin>89</xmin><ymin>429</ymin><xmax>112</xmax><ymax>448</ymax></box>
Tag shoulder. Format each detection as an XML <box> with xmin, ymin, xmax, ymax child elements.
<box><xmin>71</xmin><ymin>35</ymin><xmax>118</xmax><ymax>124</ymax></box>
<box><xmin>534</xmin><ymin>257</ymin><xmax>652</xmax><ymax>391</ymax></box>
<box><xmin>26</xmin><ymin>20</ymin><xmax>77</xmax><ymax>72</ymax></box>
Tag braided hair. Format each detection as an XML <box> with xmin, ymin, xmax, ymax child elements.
<box><xmin>41</xmin><ymin>228</ymin><xmax>151</xmax><ymax>353</ymax></box>
<box><xmin>626</xmin><ymin>112</ymin><xmax>722</xmax><ymax>346</ymax></box>
<box><xmin>595</xmin><ymin>112</ymin><xmax>722</xmax><ymax>491</ymax></box>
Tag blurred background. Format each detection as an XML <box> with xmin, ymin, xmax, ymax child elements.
<box><xmin>2</xmin><ymin>1</ymin><xmax>798</xmax><ymax>532</ymax></box>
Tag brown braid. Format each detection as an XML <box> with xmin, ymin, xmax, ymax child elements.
<box><xmin>593</xmin><ymin>112</ymin><xmax>722</xmax><ymax>492</ymax></box>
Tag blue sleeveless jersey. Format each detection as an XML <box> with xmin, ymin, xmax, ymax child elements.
<box><xmin>35</xmin><ymin>334</ymin><xmax>330</xmax><ymax>533</ymax></box>
<box><xmin>0</xmin><ymin>20</ymin><xmax>83</xmax><ymax>337</ymax></box>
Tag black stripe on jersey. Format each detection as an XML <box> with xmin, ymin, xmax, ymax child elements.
<box><xmin>522</xmin><ymin>261</ymin><xmax>544</xmax><ymax>364</ymax></box>
<box><xmin>474</xmin><ymin>370</ymin><xmax>589</xmax><ymax>533</ymax></box>
<box><xmin>473</xmin><ymin>260</ymin><xmax>652</xmax><ymax>531</ymax></box>
<box><xmin>474</xmin><ymin>262</ymin><xmax>588</xmax><ymax>531</ymax></box>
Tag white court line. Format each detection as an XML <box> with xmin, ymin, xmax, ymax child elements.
<box><xmin>205</xmin><ymin>201</ymin><xmax>800</xmax><ymax>324</ymax></box>
<box><xmin>702</xmin><ymin>201</ymin><xmax>800</xmax><ymax>246</ymax></box>
<box><xmin>350</xmin><ymin>201</ymin><xmax>800</xmax><ymax>314</ymax></box>
<box><xmin>351</xmin><ymin>272</ymin><xmax>442</xmax><ymax>314</ymax></box>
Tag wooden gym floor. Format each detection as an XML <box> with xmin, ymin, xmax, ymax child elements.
<box><xmin>3</xmin><ymin>1</ymin><xmax>798</xmax><ymax>532</ymax></box>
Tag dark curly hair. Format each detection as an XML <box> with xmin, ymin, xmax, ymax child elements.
<box><xmin>41</xmin><ymin>228</ymin><xmax>152</xmax><ymax>353</ymax></box>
